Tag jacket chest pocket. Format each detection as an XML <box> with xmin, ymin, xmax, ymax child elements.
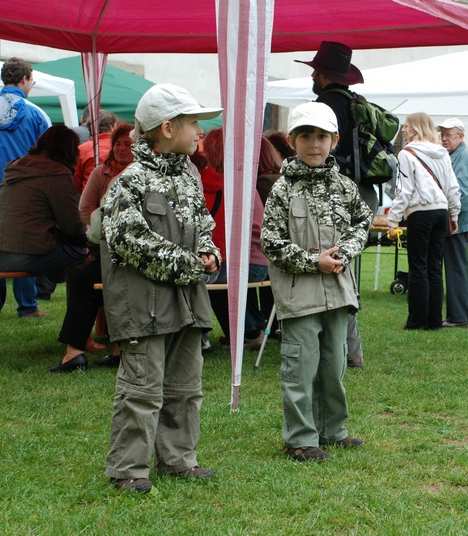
<box><xmin>289</xmin><ymin>198</ymin><xmax>308</xmax><ymax>248</ymax></box>
<box><xmin>145</xmin><ymin>199</ymin><xmax>170</xmax><ymax>239</ymax></box>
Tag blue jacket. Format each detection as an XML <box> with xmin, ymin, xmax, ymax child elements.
<box><xmin>0</xmin><ymin>86</ymin><xmax>51</xmax><ymax>181</ymax></box>
<box><xmin>450</xmin><ymin>142</ymin><xmax>468</xmax><ymax>234</ymax></box>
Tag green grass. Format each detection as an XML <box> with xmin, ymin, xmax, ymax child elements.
<box><xmin>0</xmin><ymin>247</ymin><xmax>467</xmax><ymax>536</ymax></box>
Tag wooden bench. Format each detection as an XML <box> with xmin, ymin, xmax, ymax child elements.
<box><xmin>0</xmin><ymin>271</ymin><xmax>32</xmax><ymax>279</ymax></box>
<box><xmin>93</xmin><ymin>280</ymin><xmax>272</xmax><ymax>291</ymax></box>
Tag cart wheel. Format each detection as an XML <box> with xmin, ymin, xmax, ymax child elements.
<box><xmin>390</xmin><ymin>280</ymin><xmax>406</xmax><ymax>295</ymax></box>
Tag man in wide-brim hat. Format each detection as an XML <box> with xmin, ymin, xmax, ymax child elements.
<box><xmin>295</xmin><ymin>42</ymin><xmax>369</xmax><ymax>370</ymax></box>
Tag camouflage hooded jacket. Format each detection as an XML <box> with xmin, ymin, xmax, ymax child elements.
<box><xmin>261</xmin><ymin>156</ymin><xmax>372</xmax><ymax>273</ymax></box>
<box><xmin>102</xmin><ymin>138</ymin><xmax>220</xmax><ymax>285</ymax></box>
<box><xmin>261</xmin><ymin>157</ymin><xmax>372</xmax><ymax>319</ymax></box>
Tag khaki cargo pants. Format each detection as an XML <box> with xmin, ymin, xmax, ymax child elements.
<box><xmin>105</xmin><ymin>327</ymin><xmax>203</xmax><ymax>480</ymax></box>
<box><xmin>280</xmin><ymin>308</ymin><xmax>349</xmax><ymax>448</ymax></box>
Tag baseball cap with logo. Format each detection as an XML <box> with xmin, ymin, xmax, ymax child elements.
<box><xmin>135</xmin><ymin>83</ymin><xmax>223</xmax><ymax>133</ymax></box>
<box><xmin>288</xmin><ymin>102</ymin><xmax>338</xmax><ymax>135</ymax></box>
<box><xmin>437</xmin><ymin>118</ymin><xmax>465</xmax><ymax>132</ymax></box>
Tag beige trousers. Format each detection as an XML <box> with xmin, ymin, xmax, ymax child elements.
<box><xmin>105</xmin><ymin>327</ymin><xmax>203</xmax><ymax>480</ymax></box>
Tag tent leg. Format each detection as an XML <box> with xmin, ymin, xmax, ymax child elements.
<box><xmin>254</xmin><ymin>304</ymin><xmax>276</xmax><ymax>369</ymax></box>
<box><xmin>230</xmin><ymin>384</ymin><xmax>240</xmax><ymax>413</ymax></box>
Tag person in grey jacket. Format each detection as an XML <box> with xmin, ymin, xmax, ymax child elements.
<box><xmin>261</xmin><ymin>102</ymin><xmax>372</xmax><ymax>463</ymax></box>
<box><xmin>101</xmin><ymin>84</ymin><xmax>222</xmax><ymax>494</ymax></box>
<box><xmin>438</xmin><ymin>118</ymin><xmax>468</xmax><ymax>326</ymax></box>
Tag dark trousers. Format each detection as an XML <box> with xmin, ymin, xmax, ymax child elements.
<box><xmin>58</xmin><ymin>256</ymin><xmax>103</xmax><ymax>351</ymax></box>
<box><xmin>443</xmin><ymin>232</ymin><xmax>468</xmax><ymax>323</ymax></box>
<box><xmin>406</xmin><ymin>209</ymin><xmax>448</xmax><ymax>329</ymax></box>
<box><xmin>0</xmin><ymin>244</ymin><xmax>87</xmax><ymax>283</ymax></box>
<box><xmin>209</xmin><ymin>263</ymin><xmax>268</xmax><ymax>340</ymax></box>
<box><xmin>36</xmin><ymin>275</ymin><xmax>57</xmax><ymax>299</ymax></box>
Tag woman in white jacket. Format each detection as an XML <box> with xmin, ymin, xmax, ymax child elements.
<box><xmin>387</xmin><ymin>113</ymin><xmax>460</xmax><ymax>330</ymax></box>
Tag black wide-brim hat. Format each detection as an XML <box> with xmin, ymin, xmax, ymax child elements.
<box><xmin>295</xmin><ymin>41</ymin><xmax>364</xmax><ymax>86</ymax></box>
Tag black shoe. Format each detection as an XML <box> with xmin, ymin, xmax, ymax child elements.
<box><xmin>110</xmin><ymin>477</ymin><xmax>152</xmax><ymax>493</ymax></box>
<box><xmin>96</xmin><ymin>354</ymin><xmax>120</xmax><ymax>368</ymax></box>
<box><xmin>49</xmin><ymin>353</ymin><xmax>87</xmax><ymax>373</ymax></box>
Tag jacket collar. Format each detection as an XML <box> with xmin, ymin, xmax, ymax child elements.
<box><xmin>0</xmin><ymin>86</ymin><xmax>26</xmax><ymax>98</ymax></box>
<box><xmin>282</xmin><ymin>155</ymin><xmax>339</xmax><ymax>183</ymax></box>
<box><xmin>132</xmin><ymin>138</ymin><xmax>188</xmax><ymax>174</ymax></box>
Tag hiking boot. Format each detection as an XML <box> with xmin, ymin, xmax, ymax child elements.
<box><xmin>158</xmin><ymin>465</ymin><xmax>215</xmax><ymax>479</ymax></box>
<box><xmin>284</xmin><ymin>446</ymin><xmax>329</xmax><ymax>462</ymax></box>
<box><xmin>110</xmin><ymin>477</ymin><xmax>152</xmax><ymax>493</ymax></box>
<box><xmin>321</xmin><ymin>437</ymin><xmax>364</xmax><ymax>448</ymax></box>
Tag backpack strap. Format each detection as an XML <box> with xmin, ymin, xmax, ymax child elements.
<box><xmin>352</xmin><ymin>126</ymin><xmax>361</xmax><ymax>184</ymax></box>
<box><xmin>320</xmin><ymin>88</ymin><xmax>361</xmax><ymax>184</ymax></box>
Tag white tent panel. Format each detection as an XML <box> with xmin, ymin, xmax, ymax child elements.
<box><xmin>266</xmin><ymin>51</ymin><xmax>468</xmax><ymax>129</ymax></box>
<box><xmin>0</xmin><ymin>63</ymin><xmax>79</xmax><ymax>127</ymax></box>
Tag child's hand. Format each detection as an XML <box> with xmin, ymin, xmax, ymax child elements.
<box><xmin>318</xmin><ymin>246</ymin><xmax>343</xmax><ymax>274</ymax></box>
<box><xmin>200</xmin><ymin>253</ymin><xmax>218</xmax><ymax>273</ymax></box>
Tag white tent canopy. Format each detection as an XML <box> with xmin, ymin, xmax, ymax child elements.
<box><xmin>0</xmin><ymin>63</ymin><xmax>79</xmax><ymax>127</ymax></box>
<box><xmin>266</xmin><ymin>51</ymin><xmax>468</xmax><ymax>129</ymax></box>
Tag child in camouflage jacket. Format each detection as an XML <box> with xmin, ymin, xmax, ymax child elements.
<box><xmin>261</xmin><ymin>102</ymin><xmax>372</xmax><ymax>462</ymax></box>
<box><xmin>101</xmin><ymin>84</ymin><xmax>222</xmax><ymax>493</ymax></box>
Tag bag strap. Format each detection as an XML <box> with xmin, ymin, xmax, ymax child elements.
<box><xmin>209</xmin><ymin>190</ymin><xmax>223</xmax><ymax>218</ymax></box>
<box><xmin>352</xmin><ymin>126</ymin><xmax>361</xmax><ymax>184</ymax></box>
<box><xmin>403</xmin><ymin>147</ymin><xmax>444</xmax><ymax>192</ymax></box>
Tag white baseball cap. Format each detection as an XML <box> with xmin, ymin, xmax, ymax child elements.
<box><xmin>288</xmin><ymin>102</ymin><xmax>338</xmax><ymax>134</ymax></box>
<box><xmin>135</xmin><ymin>83</ymin><xmax>223</xmax><ymax>132</ymax></box>
<box><xmin>437</xmin><ymin>118</ymin><xmax>465</xmax><ymax>132</ymax></box>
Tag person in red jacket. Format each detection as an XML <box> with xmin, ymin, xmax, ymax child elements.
<box><xmin>73</xmin><ymin>110</ymin><xmax>117</xmax><ymax>192</ymax></box>
<box><xmin>202</xmin><ymin>128</ymin><xmax>268</xmax><ymax>348</ymax></box>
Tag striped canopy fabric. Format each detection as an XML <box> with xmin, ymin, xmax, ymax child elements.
<box><xmin>81</xmin><ymin>51</ymin><xmax>107</xmax><ymax>165</ymax></box>
<box><xmin>217</xmin><ymin>0</ymin><xmax>274</xmax><ymax>411</ymax></box>
<box><xmin>393</xmin><ymin>0</ymin><xmax>468</xmax><ymax>31</ymax></box>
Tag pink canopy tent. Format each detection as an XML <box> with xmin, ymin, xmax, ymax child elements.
<box><xmin>1</xmin><ymin>0</ymin><xmax>468</xmax><ymax>52</ymax></box>
<box><xmin>1</xmin><ymin>0</ymin><xmax>467</xmax><ymax>410</ymax></box>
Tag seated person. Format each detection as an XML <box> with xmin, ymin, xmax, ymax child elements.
<box><xmin>52</xmin><ymin>123</ymin><xmax>133</xmax><ymax>373</ymax></box>
<box><xmin>0</xmin><ymin>126</ymin><xmax>87</xmax><ymax>280</ymax></box>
